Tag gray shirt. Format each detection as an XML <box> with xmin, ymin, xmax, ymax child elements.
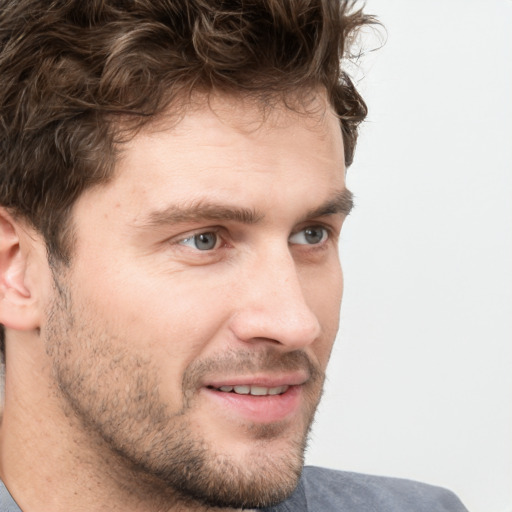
<box><xmin>0</xmin><ymin>466</ymin><xmax>469</xmax><ymax>511</ymax></box>
<box><xmin>261</xmin><ymin>466</ymin><xmax>468</xmax><ymax>511</ymax></box>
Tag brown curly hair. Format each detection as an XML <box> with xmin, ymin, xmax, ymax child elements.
<box><xmin>0</xmin><ymin>0</ymin><xmax>376</xmax><ymax>351</ymax></box>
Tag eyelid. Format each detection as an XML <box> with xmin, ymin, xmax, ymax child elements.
<box><xmin>179</xmin><ymin>231</ymin><xmax>219</xmax><ymax>250</ymax></box>
<box><xmin>172</xmin><ymin>227</ymin><xmax>227</xmax><ymax>251</ymax></box>
<box><xmin>289</xmin><ymin>224</ymin><xmax>333</xmax><ymax>246</ymax></box>
<box><xmin>167</xmin><ymin>220</ymin><xmax>340</xmax><ymax>253</ymax></box>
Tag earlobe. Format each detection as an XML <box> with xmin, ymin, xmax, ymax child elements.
<box><xmin>0</xmin><ymin>209</ymin><xmax>41</xmax><ymax>332</ymax></box>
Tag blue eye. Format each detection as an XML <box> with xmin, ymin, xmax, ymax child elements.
<box><xmin>289</xmin><ymin>226</ymin><xmax>328</xmax><ymax>245</ymax></box>
<box><xmin>180</xmin><ymin>232</ymin><xmax>219</xmax><ymax>251</ymax></box>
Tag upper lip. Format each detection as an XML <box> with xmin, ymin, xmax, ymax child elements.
<box><xmin>202</xmin><ymin>372</ymin><xmax>309</xmax><ymax>389</ymax></box>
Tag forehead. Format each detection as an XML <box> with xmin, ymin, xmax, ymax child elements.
<box><xmin>146</xmin><ymin>89</ymin><xmax>340</xmax><ymax>134</ymax></box>
<box><xmin>117</xmin><ymin>92</ymin><xmax>344</xmax><ymax>179</ymax></box>
<box><xmin>75</xmin><ymin>92</ymin><xmax>346</xmax><ymax>230</ymax></box>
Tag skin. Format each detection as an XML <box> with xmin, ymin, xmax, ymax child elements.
<box><xmin>0</xmin><ymin>92</ymin><xmax>350</xmax><ymax>512</ymax></box>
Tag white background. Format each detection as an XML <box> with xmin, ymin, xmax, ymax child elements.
<box><xmin>305</xmin><ymin>2</ymin><xmax>512</xmax><ymax>512</ymax></box>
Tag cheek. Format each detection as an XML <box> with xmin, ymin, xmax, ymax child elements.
<box><xmin>302</xmin><ymin>255</ymin><xmax>343</xmax><ymax>313</ymax></box>
<box><xmin>301</xmin><ymin>261</ymin><xmax>343</xmax><ymax>364</ymax></box>
<box><xmin>113</xmin><ymin>271</ymin><xmax>233</xmax><ymax>362</ymax></box>
<box><xmin>67</xmin><ymin>266</ymin><xmax>229</xmax><ymax>395</ymax></box>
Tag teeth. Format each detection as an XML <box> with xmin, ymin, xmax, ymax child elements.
<box><xmin>233</xmin><ymin>385</ymin><xmax>250</xmax><ymax>394</ymax></box>
<box><xmin>216</xmin><ymin>385</ymin><xmax>289</xmax><ymax>396</ymax></box>
<box><xmin>268</xmin><ymin>386</ymin><xmax>288</xmax><ymax>395</ymax></box>
<box><xmin>250</xmin><ymin>386</ymin><xmax>268</xmax><ymax>396</ymax></box>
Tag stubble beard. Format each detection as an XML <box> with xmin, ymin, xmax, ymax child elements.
<box><xmin>43</xmin><ymin>273</ymin><xmax>325</xmax><ymax>510</ymax></box>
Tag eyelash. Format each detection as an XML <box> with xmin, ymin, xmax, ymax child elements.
<box><xmin>178</xmin><ymin>229</ymin><xmax>225</xmax><ymax>251</ymax></box>
<box><xmin>289</xmin><ymin>225</ymin><xmax>330</xmax><ymax>246</ymax></box>
<box><xmin>175</xmin><ymin>224</ymin><xmax>334</xmax><ymax>253</ymax></box>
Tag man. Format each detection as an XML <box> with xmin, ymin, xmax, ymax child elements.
<box><xmin>0</xmin><ymin>1</ymin><xmax>468</xmax><ymax>511</ymax></box>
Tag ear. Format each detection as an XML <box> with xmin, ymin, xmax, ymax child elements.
<box><xmin>0</xmin><ymin>209</ymin><xmax>41</xmax><ymax>333</ymax></box>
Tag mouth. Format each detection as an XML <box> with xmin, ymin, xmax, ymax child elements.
<box><xmin>206</xmin><ymin>384</ymin><xmax>290</xmax><ymax>396</ymax></box>
<box><xmin>202</xmin><ymin>380</ymin><xmax>304</xmax><ymax>424</ymax></box>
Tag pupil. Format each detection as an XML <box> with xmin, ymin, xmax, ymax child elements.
<box><xmin>195</xmin><ymin>232</ymin><xmax>217</xmax><ymax>250</ymax></box>
<box><xmin>305</xmin><ymin>227</ymin><xmax>323</xmax><ymax>244</ymax></box>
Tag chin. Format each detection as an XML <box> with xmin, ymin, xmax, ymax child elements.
<box><xmin>122</xmin><ymin>416</ymin><xmax>310</xmax><ymax>509</ymax></box>
<box><xmin>168</xmin><ymin>446</ymin><xmax>305</xmax><ymax>509</ymax></box>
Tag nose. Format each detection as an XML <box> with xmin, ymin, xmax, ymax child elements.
<box><xmin>228</xmin><ymin>248</ymin><xmax>322</xmax><ymax>350</ymax></box>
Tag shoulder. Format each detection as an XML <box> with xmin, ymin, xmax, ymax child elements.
<box><xmin>0</xmin><ymin>480</ymin><xmax>22</xmax><ymax>512</ymax></box>
<box><xmin>282</xmin><ymin>466</ymin><xmax>468</xmax><ymax>512</ymax></box>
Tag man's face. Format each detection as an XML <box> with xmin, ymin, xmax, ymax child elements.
<box><xmin>43</xmin><ymin>94</ymin><xmax>349</xmax><ymax>508</ymax></box>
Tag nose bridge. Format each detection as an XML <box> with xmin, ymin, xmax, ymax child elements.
<box><xmin>230</xmin><ymin>242</ymin><xmax>321</xmax><ymax>347</ymax></box>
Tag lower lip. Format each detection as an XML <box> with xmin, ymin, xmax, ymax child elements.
<box><xmin>202</xmin><ymin>385</ymin><xmax>302</xmax><ymax>424</ymax></box>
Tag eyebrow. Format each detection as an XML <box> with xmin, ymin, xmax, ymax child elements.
<box><xmin>139</xmin><ymin>201</ymin><xmax>262</xmax><ymax>229</ymax></box>
<box><xmin>302</xmin><ymin>188</ymin><xmax>354</xmax><ymax>220</ymax></box>
<box><xmin>136</xmin><ymin>188</ymin><xmax>353</xmax><ymax>230</ymax></box>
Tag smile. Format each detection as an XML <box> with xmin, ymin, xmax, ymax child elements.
<box><xmin>208</xmin><ymin>385</ymin><xmax>290</xmax><ymax>396</ymax></box>
<box><xmin>203</xmin><ymin>383</ymin><xmax>302</xmax><ymax>423</ymax></box>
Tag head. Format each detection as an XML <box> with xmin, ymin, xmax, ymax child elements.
<box><xmin>0</xmin><ymin>0</ymin><xmax>374</xmax><ymax>509</ymax></box>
